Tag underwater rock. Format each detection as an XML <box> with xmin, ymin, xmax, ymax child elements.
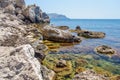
<box><xmin>95</xmin><ymin>45</ymin><xmax>116</xmax><ymax>54</ymax></box>
<box><xmin>73</xmin><ymin>69</ymin><xmax>109</xmax><ymax>80</ymax></box>
<box><xmin>56</xmin><ymin>59</ymin><xmax>67</xmax><ymax>68</ymax></box>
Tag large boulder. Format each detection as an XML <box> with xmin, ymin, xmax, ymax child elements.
<box><xmin>22</xmin><ymin>5</ymin><xmax>50</xmax><ymax>23</ymax></box>
<box><xmin>41</xmin><ymin>25</ymin><xmax>81</xmax><ymax>43</ymax></box>
<box><xmin>0</xmin><ymin>44</ymin><xmax>43</xmax><ymax>80</ymax></box>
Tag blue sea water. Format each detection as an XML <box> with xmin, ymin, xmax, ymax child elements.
<box><xmin>50</xmin><ymin>19</ymin><xmax>120</xmax><ymax>53</ymax></box>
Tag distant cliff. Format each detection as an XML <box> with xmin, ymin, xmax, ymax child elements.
<box><xmin>48</xmin><ymin>13</ymin><xmax>70</xmax><ymax>20</ymax></box>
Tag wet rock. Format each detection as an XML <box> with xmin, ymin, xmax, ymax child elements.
<box><xmin>73</xmin><ymin>69</ymin><xmax>109</xmax><ymax>80</ymax></box>
<box><xmin>95</xmin><ymin>45</ymin><xmax>116</xmax><ymax>54</ymax></box>
<box><xmin>41</xmin><ymin>66</ymin><xmax>55</xmax><ymax>80</ymax></box>
<box><xmin>78</xmin><ymin>30</ymin><xmax>105</xmax><ymax>38</ymax></box>
<box><xmin>0</xmin><ymin>44</ymin><xmax>43</xmax><ymax>80</ymax></box>
<box><xmin>56</xmin><ymin>59</ymin><xmax>67</xmax><ymax>68</ymax></box>
<box><xmin>41</xmin><ymin>25</ymin><xmax>81</xmax><ymax>43</ymax></box>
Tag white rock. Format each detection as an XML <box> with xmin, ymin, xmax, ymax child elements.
<box><xmin>0</xmin><ymin>44</ymin><xmax>43</xmax><ymax>80</ymax></box>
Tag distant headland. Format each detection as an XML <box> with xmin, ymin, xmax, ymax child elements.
<box><xmin>48</xmin><ymin>13</ymin><xmax>70</xmax><ymax>20</ymax></box>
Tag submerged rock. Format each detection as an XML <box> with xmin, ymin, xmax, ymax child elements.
<box><xmin>0</xmin><ymin>44</ymin><xmax>43</xmax><ymax>80</ymax></box>
<box><xmin>95</xmin><ymin>45</ymin><xmax>116</xmax><ymax>54</ymax></box>
<box><xmin>41</xmin><ymin>25</ymin><xmax>81</xmax><ymax>43</ymax></box>
<box><xmin>73</xmin><ymin>69</ymin><xmax>109</xmax><ymax>80</ymax></box>
<box><xmin>78</xmin><ymin>30</ymin><xmax>105</xmax><ymax>38</ymax></box>
<box><xmin>56</xmin><ymin>59</ymin><xmax>67</xmax><ymax>68</ymax></box>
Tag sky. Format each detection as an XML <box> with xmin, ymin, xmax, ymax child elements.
<box><xmin>25</xmin><ymin>0</ymin><xmax>120</xmax><ymax>19</ymax></box>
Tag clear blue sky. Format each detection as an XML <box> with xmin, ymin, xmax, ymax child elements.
<box><xmin>25</xmin><ymin>0</ymin><xmax>120</xmax><ymax>19</ymax></box>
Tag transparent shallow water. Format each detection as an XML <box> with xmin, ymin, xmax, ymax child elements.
<box><xmin>50</xmin><ymin>19</ymin><xmax>120</xmax><ymax>75</ymax></box>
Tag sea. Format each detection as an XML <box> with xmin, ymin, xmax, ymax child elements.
<box><xmin>50</xmin><ymin>19</ymin><xmax>120</xmax><ymax>53</ymax></box>
<box><xmin>49</xmin><ymin>19</ymin><xmax>120</xmax><ymax>75</ymax></box>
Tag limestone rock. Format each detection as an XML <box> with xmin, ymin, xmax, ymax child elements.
<box><xmin>0</xmin><ymin>44</ymin><xmax>43</xmax><ymax>80</ymax></box>
<box><xmin>41</xmin><ymin>25</ymin><xmax>81</xmax><ymax>43</ymax></box>
<box><xmin>41</xmin><ymin>66</ymin><xmax>55</xmax><ymax>80</ymax></box>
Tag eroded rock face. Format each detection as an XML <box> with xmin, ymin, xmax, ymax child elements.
<box><xmin>73</xmin><ymin>69</ymin><xmax>109</xmax><ymax>80</ymax></box>
<box><xmin>78</xmin><ymin>30</ymin><xmax>105</xmax><ymax>38</ymax></box>
<box><xmin>95</xmin><ymin>45</ymin><xmax>116</xmax><ymax>54</ymax></box>
<box><xmin>0</xmin><ymin>44</ymin><xmax>43</xmax><ymax>80</ymax></box>
<box><xmin>41</xmin><ymin>25</ymin><xmax>81</xmax><ymax>43</ymax></box>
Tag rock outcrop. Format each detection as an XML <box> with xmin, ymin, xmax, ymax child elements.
<box><xmin>0</xmin><ymin>44</ymin><xmax>43</xmax><ymax>80</ymax></box>
<box><xmin>0</xmin><ymin>0</ymin><xmax>52</xmax><ymax>80</ymax></box>
<box><xmin>0</xmin><ymin>0</ymin><xmax>50</xmax><ymax>23</ymax></box>
<box><xmin>22</xmin><ymin>5</ymin><xmax>50</xmax><ymax>23</ymax></box>
<box><xmin>41</xmin><ymin>25</ymin><xmax>81</xmax><ymax>43</ymax></box>
<box><xmin>95</xmin><ymin>45</ymin><xmax>116</xmax><ymax>54</ymax></box>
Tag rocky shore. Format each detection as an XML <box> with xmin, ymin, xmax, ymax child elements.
<box><xmin>0</xmin><ymin>0</ymin><xmax>119</xmax><ymax>80</ymax></box>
